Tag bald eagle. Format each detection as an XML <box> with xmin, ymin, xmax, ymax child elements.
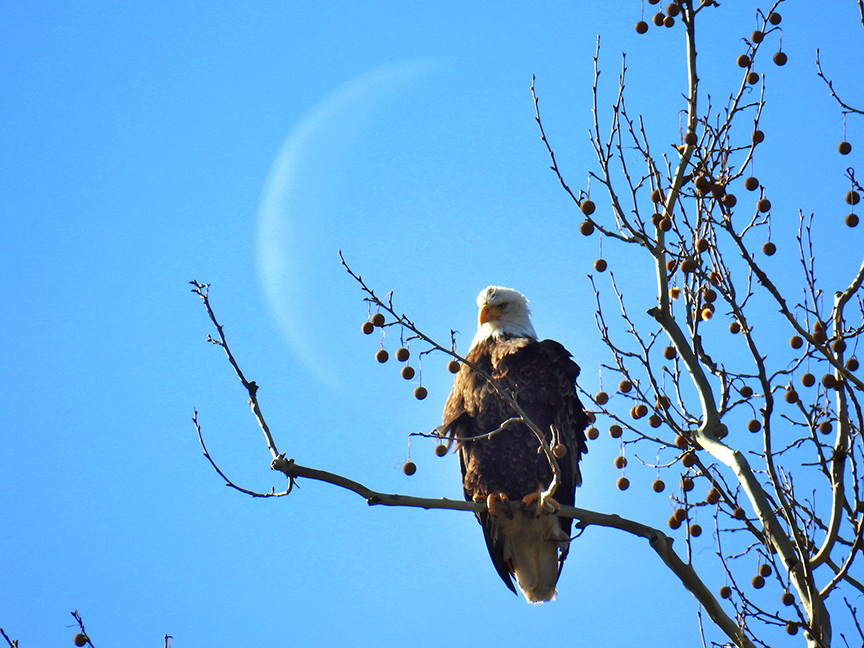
<box><xmin>441</xmin><ymin>286</ymin><xmax>588</xmax><ymax>603</ymax></box>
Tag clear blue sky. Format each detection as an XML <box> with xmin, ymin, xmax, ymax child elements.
<box><xmin>2</xmin><ymin>1</ymin><xmax>861</xmax><ymax>646</ymax></box>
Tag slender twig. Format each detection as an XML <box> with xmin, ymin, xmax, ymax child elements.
<box><xmin>193</xmin><ymin>410</ymin><xmax>292</xmax><ymax>498</ymax></box>
<box><xmin>190</xmin><ymin>281</ymin><xmax>281</xmax><ymax>460</ymax></box>
<box><xmin>0</xmin><ymin>629</ymin><xmax>17</xmax><ymax>648</ymax></box>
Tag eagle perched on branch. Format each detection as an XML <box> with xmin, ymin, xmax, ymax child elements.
<box><xmin>441</xmin><ymin>286</ymin><xmax>588</xmax><ymax>602</ymax></box>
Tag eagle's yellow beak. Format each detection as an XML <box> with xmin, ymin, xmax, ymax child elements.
<box><xmin>479</xmin><ymin>304</ymin><xmax>494</xmax><ymax>325</ymax></box>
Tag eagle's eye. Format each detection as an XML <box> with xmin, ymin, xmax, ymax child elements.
<box><xmin>497</xmin><ymin>303</ymin><xmax>508</xmax><ymax>311</ymax></box>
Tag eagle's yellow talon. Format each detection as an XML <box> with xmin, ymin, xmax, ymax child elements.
<box><xmin>522</xmin><ymin>491</ymin><xmax>540</xmax><ymax>507</ymax></box>
<box><xmin>485</xmin><ymin>492</ymin><xmax>511</xmax><ymax>517</ymax></box>
<box><xmin>543</xmin><ymin>496</ymin><xmax>561</xmax><ymax>514</ymax></box>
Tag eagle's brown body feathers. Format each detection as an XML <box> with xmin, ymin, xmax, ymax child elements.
<box><xmin>442</xmin><ymin>331</ymin><xmax>588</xmax><ymax>601</ymax></box>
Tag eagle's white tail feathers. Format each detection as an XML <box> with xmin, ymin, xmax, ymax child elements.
<box><xmin>497</xmin><ymin>511</ymin><xmax>569</xmax><ymax>603</ymax></box>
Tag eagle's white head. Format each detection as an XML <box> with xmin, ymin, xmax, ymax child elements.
<box><xmin>471</xmin><ymin>285</ymin><xmax>537</xmax><ymax>348</ymax></box>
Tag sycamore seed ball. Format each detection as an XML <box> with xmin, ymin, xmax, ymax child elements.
<box><xmin>695</xmin><ymin>175</ymin><xmax>711</xmax><ymax>193</ymax></box>
<box><xmin>395</xmin><ymin>347</ymin><xmax>410</xmax><ymax>362</ymax></box>
<box><xmin>781</xmin><ymin>591</ymin><xmax>795</xmax><ymax>606</ymax></box>
<box><xmin>652</xmin><ymin>12</ymin><xmax>665</xmax><ymax>26</ymax></box>
<box><xmin>435</xmin><ymin>444</ymin><xmax>447</xmax><ymax>457</ymax></box>
<box><xmin>401</xmin><ymin>365</ymin><xmax>415</xmax><ymax>380</ymax></box>
<box><xmin>375</xmin><ymin>349</ymin><xmax>389</xmax><ymax>363</ymax></box>
<box><xmin>74</xmin><ymin>635</ymin><xmax>88</xmax><ymax>647</ymax></box>
<box><xmin>609</xmin><ymin>424</ymin><xmax>623</xmax><ymax>439</ymax></box>
<box><xmin>706</xmin><ymin>487</ymin><xmax>721</xmax><ymax>504</ymax></box>
<box><xmin>719</xmin><ymin>585</ymin><xmax>732</xmax><ymax>599</ymax></box>
<box><xmin>652</xmin><ymin>479</ymin><xmax>665</xmax><ymax>493</ymax></box>
<box><xmin>682</xmin><ymin>477</ymin><xmax>694</xmax><ymax>491</ymax></box>
<box><xmin>819</xmin><ymin>421</ymin><xmax>833</xmax><ymax>435</ymax></box>
<box><xmin>616</xmin><ymin>476</ymin><xmax>630</xmax><ymax>491</ymax></box>
<box><xmin>414</xmin><ymin>386</ymin><xmax>427</xmax><ymax>400</ymax></box>
<box><xmin>747</xmin><ymin>419</ymin><xmax>762</xmax><ymax>433</ymax></box>
<box><xmin>648</xmin><ymin>414</ymin><xmax>662</xmax><ymax>428</ymax></box>
<box><xmin>618</xmin><ymin>380</ymin><xmax>632</xmax><ymax>393</ymax></box>
<box><xmin>759</xmin><ymin>563</ymin><xmax>772</xmax><ymax>577</ymax></box>
<box><xmin>744</xmin><ymin>176</ymin><xmax>759</xmax><ymax>191</ymax></box>
<box><xmin>666</xmin><ymin>2</ymin><xmax>680</xmax><ymax>16</ymax></box>
<box><xmin>663</xmin><ymin>15</ymin><xmax>675</xmax><ymax>27</ymax></box>
<box><xmin>762</xmin><ymin>241</ymin><xmax>776</xmax><ymax>256</ymax></box>
<box><xmin>751</xmin><ymin>30</ymin><xmax>764</xmax><ymax>43</ymax></box>
<box><xmin>635</xmin><ymin>20</ymin><xmax>648</xmax><ymax>34</ymax></box>
<box><xmin>447</xmin><ymin>360</ymin><xmax>460</xmax><ymax>374</ymax></box>
<box><xmin>676</xmin><ymin>435</ymin><xmax>690</xmax><ymax>450</ymax></box>
<box><xmin>790</xmin><ymin>335</ymin><xmax>803</xmax><ymax>349</ymax></box>
<box><xmin>746</xmin><ymin>71</ymin><xmax>759</xmax><ymax>85</ymax></box>
<box><xmin>757</xmin><ymin>198</ymin><xmax>771</xmax><ymax>212</ymax></box>
<box><xmin>801</xmin><ymin>373</ymin><xmax>815</xmax><ymax>387</ymax></box>
<box><xmin>553</xmin><ymin>443</ymin><xmax>568</xmax><ymax>459</ymax></box>
<box><xmin>668</xmin><ymin>515</ymin><xmax>681</xmax><ymax>529</ymax></box>
<box><xmin>614</xmin><ymin>455</ymin><xmax>627</xmax><ymax>469</ymax></box>
<box><xmin>587</xmin><ymin>426</ymin><xmax>599</xmax><ymax>440</ymax></box>
<box><xmin>370</xmin><ymin>312</ymin><xmax>386</xmax><ymax>327</ymax></box>
<box><xmin>689</xmin><ymin>523</ymin><xmax>702</xmax><ymax>537</ymax></box>
<box><xmin>579</xmin><ymin>220</ymin><xmax>595</xmax><ymax>236</ymax></box>
<box><xmin>773</xmin><ymin>51</ymin><xmax>788</xmax><ymax>66</ymax></box>
<box><xmin>786</xmin><ymin>622</ymin><xmax>798</xmax><ymax>636</ymax></box>
<box><xmin>846</xmin><ymin>191</ymin><xmax>861</xmax><ymax>205</ymax></box>
<box><xmin>729</xmin><ymin>321</ymin><xmax>741</xmax><ymax>334</ymax></box>
<box><xmin>684</xmin><ymin>131</ymin><xmax>697</xmax><ymax>145</ymax></box>
<box><xmin>361</xmin><ymin>321</ymin><xmax>375</xmax><ymax>335</ymax></box>
<box><xmin>593</xmin><ymin>258</ymin><xmax>607</xmax><ymax>272</ymax></box>
<box><xmin>847</xmin><ymin>356</ymin><xmax>859</xmax><ymax>371</ymax></box>
<box><xmin>839</xmin><ymin>141</ymin><xmax>852</xmax><ymax>155</ymax></box>
<box><xmin>751</xmin><ymin>575</ymin><xmax>765</xmax><ymax>589</ymax></box>
<box><xmin>846</xmin><ymin>213</ymin><xmax>860</xmax><ymax>227</ymax></box>
<box><xmin>733</xmin><ymin>506</ymin><xmax>746</xmax><ymax>520</ymax></box>
<box><xmin>594</xmin><ymin>391</ymin><xmax>609</xmax><ymax>405</ymax></box>
<box><xmin>740</xmin><ymin>385</ymin><xmax>753</xmax><ymax>398</ymax></box>
<box><xmin>402</xmin><ymin>461</ymin><xmax>417</xmax><ymax>475</ymax></box>
<box><xmin>736</xmin><ymin>54</ymin><xmax>751</xmax><ymax>68</ymax></box>
<box><xmin>768</xmin><ymin>12</ymin><xmax>782</xmax><ymax>24</ymax></box>
<box><xmin>580</xmin><ymin>200</ymin><xmax>596</xmax><ymax>215</ymax></box>
<box><xmin>673</xmin><ymin>508</ymin><xmax>688</xmax><ymax>522</ymax></box>
<box><xmin>784</xmin><ymin>388</ymin><xmax>799</xmax><ymax>404</ymax></box>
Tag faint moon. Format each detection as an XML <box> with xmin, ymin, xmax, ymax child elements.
<box><xmin>256</xmin><ymin>60</ymin><xmax>436</xmax><ymax>387</ymax></box>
